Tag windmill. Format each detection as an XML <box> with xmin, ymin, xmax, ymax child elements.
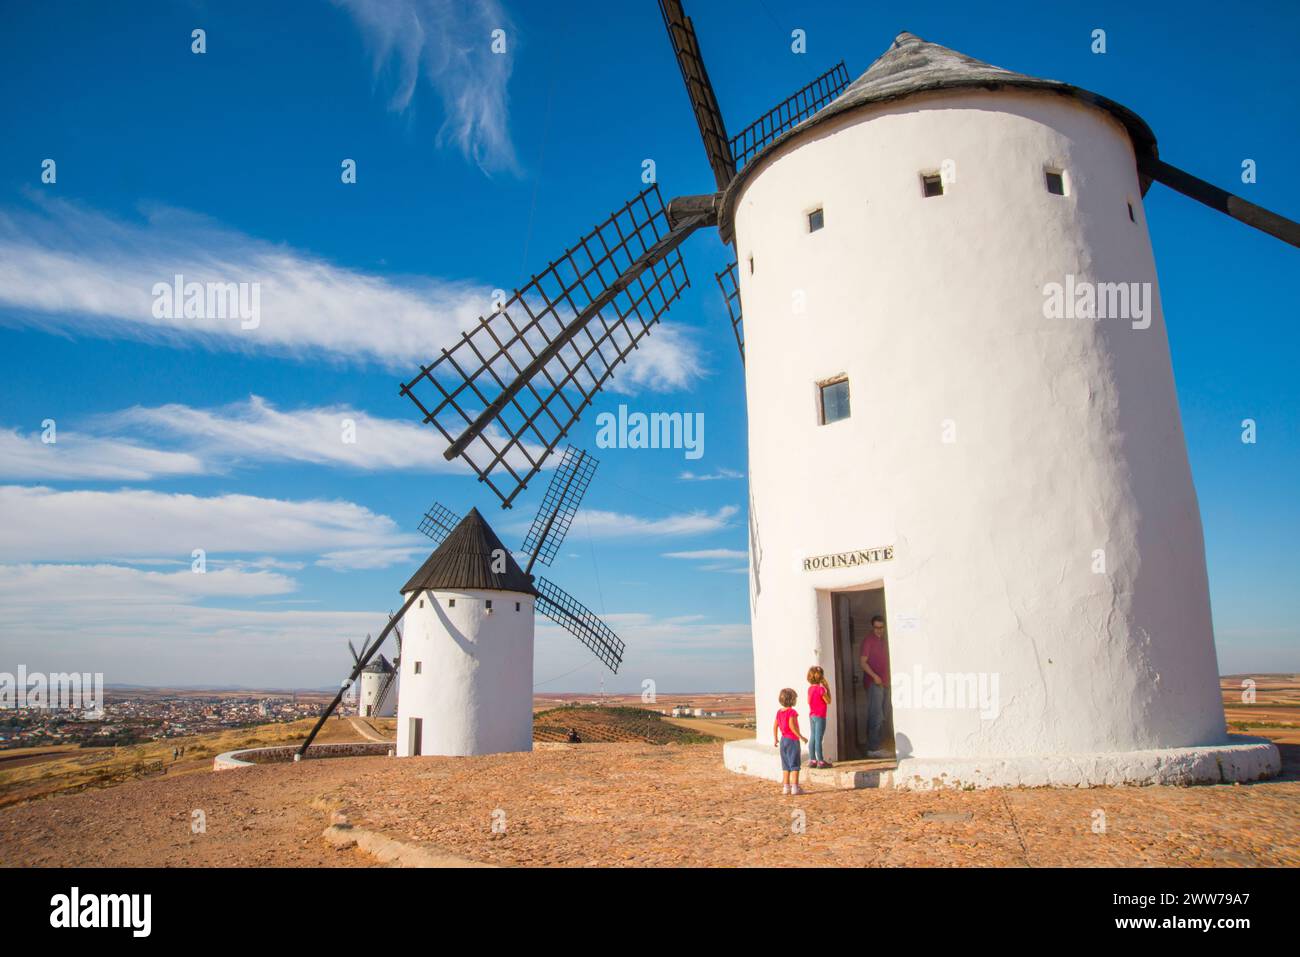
<box><xmin>297</xmin><ymin>445</ymin><xmax>616</xmax><ymax>756</ymax></box>
<box><xmin>396</xmin><ymin>0</ymin><xmax>1297</xmax><ymax>513</ymax></box>
<box><xmin>348</xmin><ymin>631</ymin><xmax>400</xmax><ymax>718</ymax></box>
<box><xmin>392</xmin><ymin>2</ymin><xmax>1293</xmax><ymax>786</ymax></box>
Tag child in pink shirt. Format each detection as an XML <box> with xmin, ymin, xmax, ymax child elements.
<box><xmin>806</xmin><ymin>665</ymin><xmax>832</xmax><ymax>768</ymax></box>
<box><xmin>773</xmin><ymin>687</ymin><xmax>807</xmax><ymax>794</ymax></box>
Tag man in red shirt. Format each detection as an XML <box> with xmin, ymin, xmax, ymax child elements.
<box><xmin>859</xmin><ymin>615</ymin><xmax>892</xmax><ymax>757</ymax></box>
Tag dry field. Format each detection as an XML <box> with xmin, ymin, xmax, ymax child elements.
<box><xmin>0</xmin><ymin>715</ymin><xmax>373</xmax><ymax>809</ymax></box>
<box><xmin>0</xmin><ymin>734</ymin><xmax>1295</xmax><ymax>868</ymax></box>
<box><xmin>1</xmin><ymin>679</ymin><xmax>1295</xmax><ymax>867</ymax></box>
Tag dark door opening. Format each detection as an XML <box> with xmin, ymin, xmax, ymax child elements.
<box><xmin>831</xmin><ymin>587</ymin><xmax>894</xmax><ymax>762</ymax></box>
<box><xmin>409</xmin><ymin>717</ymin><xmax>423</xmax><ymax>756</ymax></box>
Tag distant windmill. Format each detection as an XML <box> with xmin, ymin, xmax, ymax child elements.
<box><xmin>298</xmin><ymin>446</ymin><xmax>616</xmax><ymax>756</ymax></box>
<box><xmin>349</xmin><ymin>631</ymin><xmax>399</xmax><ymax>718</ymax></box>
<box><xmin>393</xmin><ymin>2</ymin><xmax>1293</xmax><ymax>786</ymax></box>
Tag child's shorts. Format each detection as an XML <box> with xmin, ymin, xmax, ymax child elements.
<box><xmin>779</xmin><ymin>736</ymin><xmax>801</xmax><ymax>771</ymax></box>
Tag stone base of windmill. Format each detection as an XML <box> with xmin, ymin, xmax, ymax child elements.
<box><xmin>722</xmin><ymin>737</ymin><xmax>1281</xmax><ymax>790</ymax></box>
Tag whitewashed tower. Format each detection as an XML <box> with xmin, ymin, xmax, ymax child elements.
<box><xmin>356</xmin><ymin>655</ymin><xmax>397</xmax><ymax>717</ymax></box>
<box><xmin>719</xmin><ymin>33</ymin><xmax>1279</xmax><ymax>787</ymax></box>
<box><xmin>396</xmin><ymin>509</ymin><xmax>536</xmax><ymax>757</ymax></box>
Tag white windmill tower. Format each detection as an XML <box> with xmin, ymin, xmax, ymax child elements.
<box><xmin>351</xmin><ymin>632</ymin><xmax>398</xmax><ymax>719</ymax></box>
<box><xmin>393</xmin><ymin>4</ymin><xmax>1293</xmax><ymax>787</ymax></box>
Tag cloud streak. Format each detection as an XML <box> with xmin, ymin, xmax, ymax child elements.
<box><xmin>0</xmin><ymin>485</ymin><xmax>423</xmax><ymax>569</ymax></box>
<box><xmin>335</xmin><ymin>0</ymin><xmax>519</xmax><ymax>173</ymax></box>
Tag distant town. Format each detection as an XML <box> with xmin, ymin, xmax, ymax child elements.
<box><xmin>0</xmin><ymin>690</ymin><xmax>336</xmax><ymax>750</ymax></box>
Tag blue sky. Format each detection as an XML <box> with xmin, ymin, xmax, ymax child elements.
<box><xmin>0</xmin><ymin>0</ymin><xmax>1295</xmax><ymax>691</ymax></box>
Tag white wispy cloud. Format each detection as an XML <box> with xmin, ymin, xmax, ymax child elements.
<box><xmin>680</xmin><ymin>467</ymin><xmax>744</xmax><ymax>481</ymax></box>
<box><xmin>0</xmin><ymin>562</ymin><xmax>382</xmax><ymax>686</ymax></box>
<box><xmin>570</xmin><ymin>505</ymin><xmax>739</xmax><ymax>539</ymax></box>
<box><xmin>0</xmin><ymin>197</ymin><xmax>706</xmax><ymax>395</ymax></box>
<box><xmin>662</xmin><ymin>548</ymin><xmax>747</xmax><ymax>561</ymax></box>
<box><xmin>0</xmin><ymin>427</ymin><xmax>205</xmax><ymax>481</ymax></box>
<box><xmin>0</xmin><ymin>562</ymin><xmax>297</xmax><ymax>603</ymax></box>
<box><xmin>335</xmin><ymin>0</ymin><xmax>518</xmax><ymax>173</ymax></box>
<box><xmin>0</xmin><ymin>196</ymin><xmax>487</xmax><ymax>368</ymax></box>
<box><xmin>0</xmin><ymin>485</ymin><xmax>423</xmax><ymax>569</ymax></box>
<box><xmin>102</xmin><ymin>395</ymin><xmax>468</xmax><ymax>474</ymax></box>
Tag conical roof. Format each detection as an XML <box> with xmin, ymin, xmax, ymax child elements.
<box><xmin>400</xmin><ymin>507</ymin><xmax>536</xmax><ymax>595</ymax></box>
<box><xmin>361</xmin><ymin>653</ymin><xmax>395</xmax><ymax>674</ymax></box>
<box><xmin>721</xmin><ymin>31</ymin><xmax>1157</xmax><ymax>232</ymax></box>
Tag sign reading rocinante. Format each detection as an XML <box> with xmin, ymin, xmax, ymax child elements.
<box><xmin>803</xmin><ymin>546</ymin><xmax>895</xmax><ymax>571</ymax></box>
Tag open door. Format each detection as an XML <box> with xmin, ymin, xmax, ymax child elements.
<box><xmin>831</xmin><ymin>587</ymin><xmax>893</xmax><ymax>761</ymax></box>
<box><xmin>409</xmin><ymin>717</ymin><xmax>423</xmax><ymax>756</ymax></box>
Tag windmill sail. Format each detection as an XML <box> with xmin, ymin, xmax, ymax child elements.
<box><xmin>534</xmin><ymin>576</ymin><xmax>625</xmax><ymax>673</ymax></box>
<box><xmin>658</xmin><ymin>0</ymin><xmax>735</xmax><ymax>190</ymax></box>
<box><xmin>715</xmin><ymin>259</ymin><xmax>744</xmax><ymax>363</ymax></box>
<box><xmin>729</xmin><ymin>61</ymin><xmax>852</xmax><ymax>170</ymax></box>
<box><xmin>418</xmin><ymin>501</ymin><xmax>463</xmax><ymax>547</ymax></box>
<box><xmin>521</xmin><ymin>446</ymin><xmax>598</xmax><ymax>572</ymax></box>
<box><xmin>400</xmin><ymin>184</ymin><xmax>698</xmax><ymax>508</ymax></box>
<box><xmin>1139</xmin><ymin>157</ymin><xmax>1300</xmax><ymax>248</ymax></box>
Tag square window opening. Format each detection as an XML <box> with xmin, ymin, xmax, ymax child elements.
<box><xmin>807</xmin><ymin>207</ymin><xmax>824</xmax><ymax>232</ymax></box>
<box><xmin>448</xmin><ymin>598</ymin><xmax>455</xmax><ymax>607</ymax></box>
<box><xmin>414</xmin><ymin>661</ymin><xmax>422</xmax><ymax>674</ymax></box>
<box><xmin>921</xmin><ymin>173</ymin><xmax>944</xmax><ymax>198</ymax></box>
<box><xmin>1127</xmin><ymin>201</ymin><xmax>1136</xmax><ymax>222</ymax></box>
<box><xmin>819</xmin><ymin>377</ymin><xmax>851</xmax><ymax>425</ymax></box>
<box><xmin>748</xmin><ymin>255</ymin><xmax>754</xmax><ymax>274</ymax></box>
<box><xmin>1045</xmin><ymin>169</ymin><xmax>1066</xmax><ymax>195</ymax></box>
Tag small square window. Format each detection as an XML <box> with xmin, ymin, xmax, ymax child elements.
<box><xmin>515</xmin><ymin>602</ymin><xmax>521</xmax><ymax>611</ymax></box>
<box><xmin>748</xmin><ymin>255</ymin><xmax>754</xmax><ymax>274</ymax></box>
<box><xmin>921</xmin><ymin>173</ymin><xmax>944</xmax><ymax>198</ymax></box>
<box><xmin>414</xmin><ymin>661</ymin><xmax>422</xmax><ymax>675</ymax></box>
<box><xmin>819</xmin><ymin>378</ymin><xmax>850</xmax><ymax>424</ymax></box>
<box><xmin>1127</xmin><ymin>201</ymin><xmax>1135</xmax><ymax>222</ymax></box>
<box><xmin>486</xmin><ymin>600</ymin><xmax>493</xmax><ymax>611</ymax></box>
<box><xmin>418</xmin><ymin>599</ymin><xmax>423</xmax><ymax>608</ymax></box>
<box><xmin>1045</xmin><ymin>170</ymin><xmax>1065</xmax><ymax>195</ymax></box>
<box><xmin>807</xmin><ymin>208</ymin><xmax>824</xmax><ymax>232</ymax></box>
<box><xmin>448</xmin><ymin>598</ymin><xmax>455</xmax><ymax>607</ymax></box>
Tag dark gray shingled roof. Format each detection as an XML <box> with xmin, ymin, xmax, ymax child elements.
<box><xmin>400</xmin><ymin>507</ymin><xmax>536</xmax><ymax>596</ymax></box>
<box><xmin>361</xmin><ymin>653</ymin><xmax>395</xmax><ymax>674</ymax></box>
<box><xmin>721</xmin><ymin>31</ymin><xmax>1158</xmax><ymax>234</ymax></box>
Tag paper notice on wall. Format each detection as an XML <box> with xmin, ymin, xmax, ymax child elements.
<box><xmin>896</xmin><ymin>616</ymin><xmax>921</xmax><ymax>633</ymax></box>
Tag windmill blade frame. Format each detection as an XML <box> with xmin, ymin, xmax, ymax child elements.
<box><xmin>417</xmin><ymin>501</ymin><xmax>463</xmax><ymax>547</ymax></box>
<box><xmin>729</xmin><ymin>61</ymin><xmax>852</xmax><ymax>170</ymax></box>
<box><xmin>658</xmin><ymin>0</ymin><xmax>735</xmax><ymax>190</ymax></box>
<box><xmin>298</xmin><ymin>590</ymin><xmax>419</xmax><ymax>756</ymax></box>
<box><xmin>535</xmin><ymin>575</ymin><xmax>625</xmax><ymax>673</ymax></box>
<box><xmin>521</xmin><ymin>445</ymin><xmax>599</xmax><ymax>573</ymax></box>
<box><xmin>1140</xmin><ymin>156</ymin><xmax>1300</xmax><ymax>248</ymax></box>
<box><xmin>715</xmin><ymin>259</ymin><xmax>744</xmax><ymax>363</ymax></box>
<box><xmin>400</xmin><ymin>184</ymin><xmax>698</xmax><ymax>508</ymax></box>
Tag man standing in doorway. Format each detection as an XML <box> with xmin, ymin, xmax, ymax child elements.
<box><xmin>860</xmin><ymin>614</ymin><xmax>892</xmax><ymax>758</ymax></box>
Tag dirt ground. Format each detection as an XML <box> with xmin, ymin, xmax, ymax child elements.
<box><xmin>1</xmin><ymin>738</ymin><xmax>1295</xmax><ymax>868</ymax></box>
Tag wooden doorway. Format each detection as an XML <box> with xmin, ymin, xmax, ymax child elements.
<box><xmin>831</xmin><ymin>587</ymin><xmax>892</xmax><ymax>761</ymax></box>
<box><xmin>408</xmin><ymin>717</ymin><xmax>423</xmax><ymax>756</ymax></box>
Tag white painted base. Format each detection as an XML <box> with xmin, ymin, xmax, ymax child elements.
<box><xmin>722</xmin><ymin>736</ymin><xmax>1281</xmax><ymax>790</ymax></box>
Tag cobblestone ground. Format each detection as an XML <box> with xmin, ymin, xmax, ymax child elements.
<box><xmin>2</xmin><ymin>741</ymin><xmax>1295</xmax><ymax>867</ymax></box>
